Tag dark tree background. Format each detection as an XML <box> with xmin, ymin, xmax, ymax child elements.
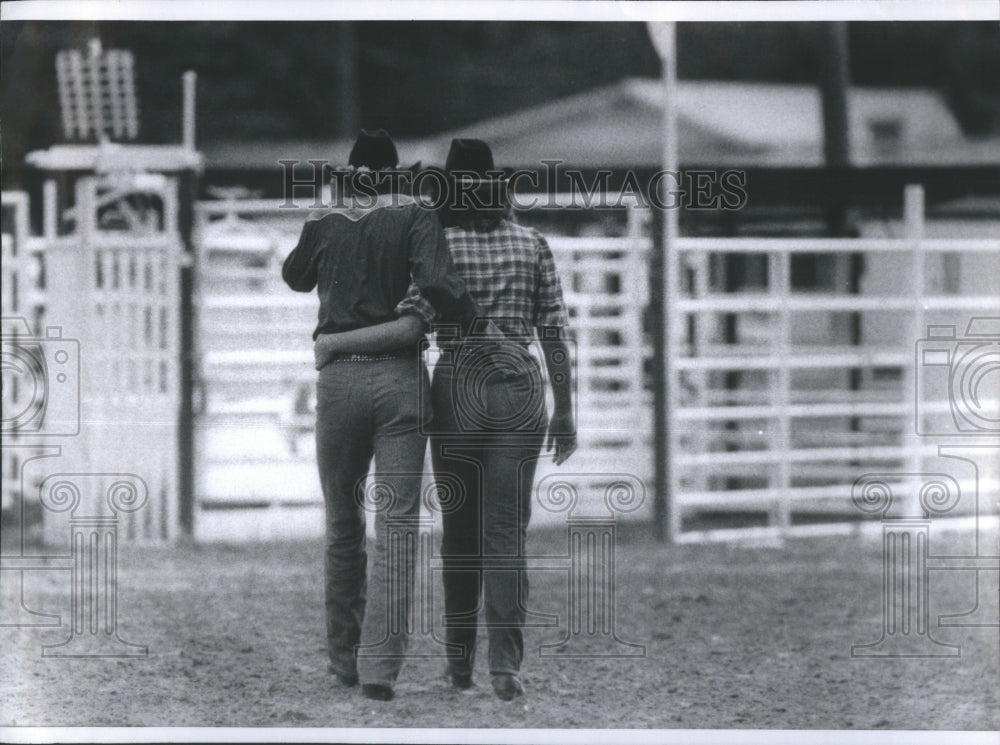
<box><xmin>2</xmin><ymin>21</ymin><xmax>998</xmax><ymax>186</ymax></box>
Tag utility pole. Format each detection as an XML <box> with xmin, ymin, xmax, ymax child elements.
<box><xmin>818</xmin><ymin>21</ymin><xmax>851</xmax><ymax>236</ymax></box>
<box><xmin>337</xmin><ymin>22</ymin><xmax>360</xmax><ymax>138</ymax></box>
<box><xmin>818</xmin><ymin>22</ymin><xmax>865</xmax><ymax>435</ymax></box>
<box><xmin>647</xmin><ymin>22</ymin><xmax>678</xmax><ymax>542</ymax></box>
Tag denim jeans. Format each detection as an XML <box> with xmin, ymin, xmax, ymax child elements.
<box><xmin>315</xmin><ymin>355</ymin><xmax>429</xmax><ymax>686</ymax></box>
<box><xmin>429</xmin><ymin>356</ymin><xmax>547</xmax><ymax>677</ymax></box>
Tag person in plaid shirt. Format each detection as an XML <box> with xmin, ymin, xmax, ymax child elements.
<box><xmin>315</xmin><ymin>139</ymin><xmax>576</xmax><ymax>702</ymax></box>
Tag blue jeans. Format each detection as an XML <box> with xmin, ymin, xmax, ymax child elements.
<box><xmin>315</xmin><ymin>355</ymin><xmax>429</xmax><ymax>686</ymax></box>
<box><xmin>429</xmin><ymin>358</ymin><xmax>547</xmax><ymax>677</ymax></box>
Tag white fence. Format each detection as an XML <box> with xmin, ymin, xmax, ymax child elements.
<box><xmin>191</xmin><ymin>188</ymin><xmax>999</xmax><ymax>542</ymax></box>
<box><xmin>1</xmin><ymin>174</ymin><xmax>183</xmax><ymax>545</ymax></box>
<box><xmin>190</xmin><ymin>199</ymin><xmax>651</xmax><ymax>539</ymax></box>
<box><xmin>666</xmin><ymin>186</ymin><xmax>1000</xmax><ymax>541</ymax></box>
<box><xmin>9</xmin><ymin>168</ymin><xmax>994</xmax><ymax>547</ymax></box>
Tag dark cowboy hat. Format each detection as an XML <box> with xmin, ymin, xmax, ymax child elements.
<box><xmin>348</xmin><ymin>128</ymin><xmax>399</xmax><ymax>170</ymax></box>
<box><xmin>440</xmin><ymin>138</ymin><xmax>509</xmax><ymax>221</ymax></box>
<box><xmin>444</xmin><ymin>138</ymin><xmax>507</xmax><ymax>185</ymax></box>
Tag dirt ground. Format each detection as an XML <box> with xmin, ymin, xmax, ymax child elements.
<box><xmin>1</xmin><ymin>523</ymin><xmax>997</xmax><ymax>733</ymax></box>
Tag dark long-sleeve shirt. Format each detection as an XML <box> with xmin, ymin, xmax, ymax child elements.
<box><xmin>282</xmin><ymin>194</ymin><xmax>478</xmax><ymax>339</ymax></box>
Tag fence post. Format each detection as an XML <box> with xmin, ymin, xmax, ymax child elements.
<box><xmin>177</xmin><ymin>69</ymin><xmax>200</xmax><ymax>537</ymax></box>
<box><xmin>649</xmin><ymin>21</ymin><xmax>679</xmax><ymax>543</ymax></box>
<box><xmin>905</xmin><ymin>184</ymin><xmax>926</xmax><ymax>517</ymax></box>
<box><xmin>177</xmin><ymin>172</ymin><xmax>197</xmax><ymax>538</ymax></box>
<box><xmin>650</xmin><ymin>208</ymin><xmax>668</xmax><ymax>542</ymax></box>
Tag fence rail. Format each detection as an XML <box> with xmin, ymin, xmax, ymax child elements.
<box><xmin>664</xmin><ymin>185</ymin><xmax>1000</xmax><ymax>541</ymax></box>
<box><xmin>187</xmin><ymin>187</ymin><xmax>1000</xmax><ymax>541</ymax></box>
<box><xmin>8</xmin><ymin>184</ymin><xmax>997</xmax><ymax>543</ymax></box>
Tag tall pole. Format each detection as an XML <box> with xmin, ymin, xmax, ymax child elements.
<box><xmin>337</xmin><ymin>23</ymin><xmax>360</xmax><ymax>138</ymax></box>
<box><xmin>183</xmin><ymin>71</ymin><xmax>197</xmax><ymax>151</ymax></box>
<box><xmin>178</xmin><ymin>71</ymin><xmax>199</xmax><ymax>537</ymax></box>
<box><xmin>818</xmin><ymin>22</ymin><xmax>863</xmax><ymax>432</ymax></box>
<box><xmin>819</xmin><ymin>21</ymin><xmax>851</xmax><ymax>236</ymax></box>
<box><xmin>647</xmin><ymin>23</ymin><xmax>678</xmax><ymax>542</ymax></box>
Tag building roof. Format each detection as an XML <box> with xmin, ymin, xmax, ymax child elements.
<box><xmin>199</xmin><ymin>78</ymin><xmax>1000</xmax><ymax>171</ymax></box>
<box><xmin>428</xmin><ymin>78</ymin><xmax>998</xmax><ymax>168</ymax></box>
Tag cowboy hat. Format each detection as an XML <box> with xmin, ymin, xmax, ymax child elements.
<box><xmin>348</xmin><ymin>128</ymin><xmax>399</xmax><ymax>170</ymax></box>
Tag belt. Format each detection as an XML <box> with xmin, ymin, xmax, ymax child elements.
<box><xmin>325</xmin><ymin>349</ymin><xmax>414</xmax><ymax>363</ymax></box>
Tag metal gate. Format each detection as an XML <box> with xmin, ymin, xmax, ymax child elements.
<box><xmin>188</xmin><ymin>186</ymin><xmax>999</xmax><ymax>543</ymax></box>
<box><xmin>2</xmin><ymin>172</ymin><xmax>184</xmax><ymax>545</ymax></box>
<box><xmin>664</xmin><ymin>186</ymin><xmax>1000</xmax><ymax>541</ymax></box>
<box><xmin>190</xmin><ymin>197</ymin><xmax>652</xmax><ymax>540</ymax></box>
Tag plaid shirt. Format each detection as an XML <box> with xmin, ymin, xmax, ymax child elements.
<box><xmin>395</xmin><ymin>220</ymin><xmax>568</xmax><ymax>338</ymax></box>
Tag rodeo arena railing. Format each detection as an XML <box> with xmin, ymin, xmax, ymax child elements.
<box><xmin>4</xmin><ymin>180</ymin><xmax>999</xmax><ymax>658</ymax></box>
<box><xmin>669</xmin><ymin>186</ymin><xmax>999</xmax><ymax>542</ymax></box>
<box><xmin>5</xmin><ymin>183</ymin><xmax>999</xmax><ymax>547</ymax></box>
<box><xmin>4</xmin><ymin>40</ymin><xmax>998</xmax><ymax>663</ymax></box>
<box><xmin>190</xmin><ymin>185</ymin><xmax>999</xmax><ymax>545</ymax></box>
<box><xmin>190</xmin><ymin>194</ymin><xmax>651</xmax><ymax>541</ymax></box>
<box><xmin>1</xmin><ymin>168</ymin><xmax>195</xmax><ymax>653</ymax></box>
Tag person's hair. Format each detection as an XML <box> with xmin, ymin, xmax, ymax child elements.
<box><xmin>442</xmin><ymin>185</ymin><xmax>509</xmax><ymax>232</ymax></box>
<box><xmin>334</xmin><ymin>167</ymin><xmax>413</xmax><ymax>199</ymax></box>
<box><xmin>450</xmin><ymin>208</ymin><xmax>505</xmax><ymax>233</ymax></box>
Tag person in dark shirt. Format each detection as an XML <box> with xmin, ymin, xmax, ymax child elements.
<box><xmin>282</xmin><ymin>148</ymin><xmax>475</xmax><ymax>338</ymax></box>
<box><xmin>282</xmin><ymin>129</ymin><xmax>477</xmax><ymax>703</ymax></box>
